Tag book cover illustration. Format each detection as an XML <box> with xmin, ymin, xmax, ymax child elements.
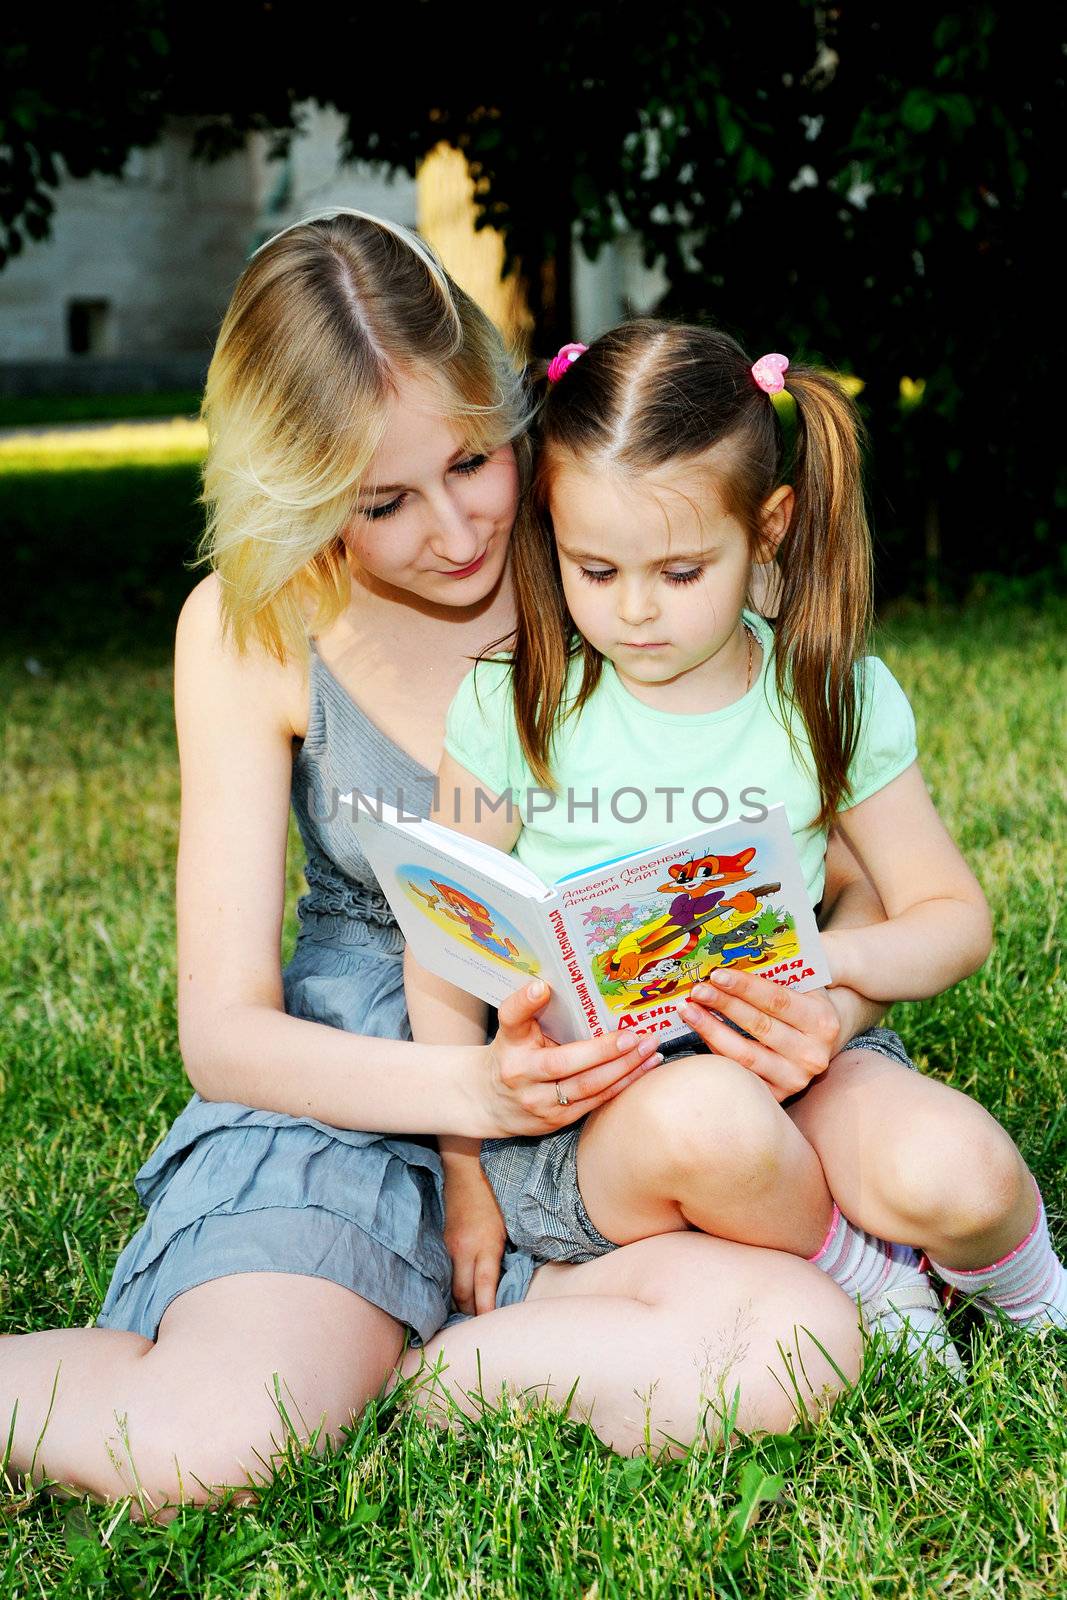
<box><xmin>397</xmin><ymin>865</ymin><xmax>540</xmax><ymax>976</ymax></box>
<box><xmin>557</xmin><ymin>808</ymin><xmax>823</xmax><ymax>1027</ymax></box>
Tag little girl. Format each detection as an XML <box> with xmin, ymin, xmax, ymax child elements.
<box><xmin>405</xmin><ymin>320</ymin><xmax>1067</xmax><ymax>1364</ymax></box>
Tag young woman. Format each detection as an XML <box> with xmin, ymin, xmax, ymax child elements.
<box><xmin>0</xmin><ymin>213</ymin><xmax>882</xmax><ymax>1517</ymax></box>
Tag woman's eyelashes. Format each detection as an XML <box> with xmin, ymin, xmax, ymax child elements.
<box><xmin>578</xmin><ymin>566</ymin><xmax>704</xmax><ymax>586</ymax></box>
<box><xmin>361</xmin><ymin>454</ymin><xmax>490</xmax><ymax>521</ymax></box>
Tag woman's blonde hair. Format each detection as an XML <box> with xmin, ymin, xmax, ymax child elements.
<box><xmin>193</xmin><ymin>208</ymin><xmax>533</xmax><ymax>662</ymax></box>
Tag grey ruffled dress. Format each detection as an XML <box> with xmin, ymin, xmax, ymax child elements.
<box><xmin>96</xmin><ymin>638</ymin><xmax>533</xmax><ymax>1345</ymax></box>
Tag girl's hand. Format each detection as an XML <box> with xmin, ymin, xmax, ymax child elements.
<box><xmin>442</xmin><ymin>1159</ymin><xmax>508</xmax><ymax>1316</ymax></box>
<box><xmin>678</xmin><ymin>969</ymin><xmax>840</xmax><ymax>1102</ymax></box>
<box><xmin>483</xmin><ymin>980</ymin><xmax>663</xmax><ymax>1136</ymax></box>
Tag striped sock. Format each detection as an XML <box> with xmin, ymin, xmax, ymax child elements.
<box><xmin>808</xmin><ymin>1204</ymin><xmax>961</xmax><ymax>1371</ymax></box>
<box><xmin>809</xmin><ymin>1203</ymin><xmax>909</xmax><ymax>1301</ymax></box>
<box><xmin>928</xmin><ymin>1181</ymin><xmax>1067</xmax><ymax>1330</ymax></box>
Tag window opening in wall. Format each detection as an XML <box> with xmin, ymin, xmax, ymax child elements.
<box><xmin>67</xmin><ymin>299</ymin><xmax>111</xmax><ymax>355</ymax></box>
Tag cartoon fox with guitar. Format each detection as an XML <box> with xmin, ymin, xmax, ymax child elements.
<box><xmin>596</xmin><ymin>847</ymin><xmax>782</xmax><ymax>986</ymax></box>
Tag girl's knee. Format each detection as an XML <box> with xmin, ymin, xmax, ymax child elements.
<box><xmin>882</xmin><ymin>1101</ymin><xmax>1027</xmax><ymax>1239</ymax></box>
<box><xmin>640</xmin><ymin>1055</ymin><xmax>789</xmax><ymax>1181</ymax></box>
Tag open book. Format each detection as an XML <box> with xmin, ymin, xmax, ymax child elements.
<box><xmin>344</xmin><ymin>793</ymin><xmax>830</xmax><ymax>1046</ymax></box>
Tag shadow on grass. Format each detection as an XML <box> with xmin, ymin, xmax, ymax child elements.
<box><xmin>2</xmin><ymin>459</ymin><xmax>204</xmax><ymax>661</ymax></box>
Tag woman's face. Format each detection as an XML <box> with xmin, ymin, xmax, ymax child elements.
<box><xmin>343</xmin><ymin>371</ymin><xmax>519</xmax><ymax>607</ymax></box>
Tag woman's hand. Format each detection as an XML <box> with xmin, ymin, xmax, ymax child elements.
<box><xmin>678</xmin><ymin>969</ymin><xmax>841</xmax><ymax>1102</ymax></box>
<box><xmin>482</xmin><ymin>980</ymin><xmax>663</xmax><ymax>1136</ymax></box>
<box><xmin>442</xmin><ymin>1157</ymin><xmax>508</xmax><ymax>1316</ymax></box>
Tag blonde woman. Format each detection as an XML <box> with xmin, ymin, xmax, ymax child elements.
<box><xmin>0</xmin><ymin>212</ymin><xmax>875</xmax><ymax>1516</ymax></box>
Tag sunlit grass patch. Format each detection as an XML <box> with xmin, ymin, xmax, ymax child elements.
<box><xmin>0</xmin><ymin>417</ymin><xmax>208</xmax><ymax>473</ymax></box>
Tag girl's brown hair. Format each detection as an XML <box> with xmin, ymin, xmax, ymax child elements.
<box><xmin>499</xmin><ymin>319</ymin><xmax>872</xmax><ymax>827</ymax></box>
<box><xmin>195</xmin><ymin>208</ymin><xmax>533</xmax><ymax>664</ymax></box>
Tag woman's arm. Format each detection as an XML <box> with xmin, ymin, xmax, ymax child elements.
<box><xmin>822</xmin><ymin>762</ymin><xmax>992</xmax><ymax>1001</ymax></box>
<box><xmin>174</xmin><ymin>576</ymin><xmax>474</xmax><ymax>1130</ymax></box>
<box><xmin>174</xmin><ymin>577</ymin><xmax>654</xmax><ymax>1138</ymax></box>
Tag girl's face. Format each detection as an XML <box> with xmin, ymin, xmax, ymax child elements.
<box><xmin>343</xmin><ymin>371</ymin><xmax>520</xmax><ymax>607</ymax></box>
<box><xmin>549</xmin><ymin>455</ymin><xmax>757</xmax><ymax>705</ymax></box>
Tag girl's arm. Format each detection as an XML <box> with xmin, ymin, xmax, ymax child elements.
<box><xmin>174</xmin><ymin>577</ymin><xmax>659</xmax><ymax>1138</ymax></box>
<box><xmin>816</xmin><ymin>826</ymin><xmax>889</xmax><ymax>1046</ymax></box>
<box><xmin>823</xmin><ymin>762</ymin><xmax>992</xmax><ymax>1001</ymax></box>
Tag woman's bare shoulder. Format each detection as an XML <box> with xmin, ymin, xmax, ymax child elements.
<box><xmin>175</xmin><ymin>573</ymin><xmax>310</xmax><ymax>741</ymax></box>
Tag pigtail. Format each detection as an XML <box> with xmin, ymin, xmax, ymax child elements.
<box><xmin>773</xmin><ymin>369</ymin><xmax>873</xmax><ymax>827</ymax></box>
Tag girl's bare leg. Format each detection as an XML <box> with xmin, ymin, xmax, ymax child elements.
<box><xmin>575</xmin><ymin>1054</ymin><xmax>835</xmax><ymax>1259</ymax></box>
<box><xmin>403</xmin><ymin>1232</ymin><xmax>862</xmax><ymax>1455</ymax></box>
<box><xmin>1</xmin><ymin>1274</ymin><xmax>404</xmax><ymax>1515</ymax></box>
<box><xmin>786</xmin><ymin>1045</ymin><xmax>1037</xmax><ymax>1267</ymax></box>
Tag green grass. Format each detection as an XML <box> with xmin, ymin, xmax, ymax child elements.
<box><xmin>0</xmin><ymin>420</ymin><xmax>208</xmax><ymax>656</ymax></box>
<box><xmin>0</xmin><ymin>431</ymin><xmax>1064</xmax><ymax>1598</ymax></box>
<box><xmin>0</xmin><ymin>392</ymin><xmax>203</xmax><ymax>429</ymax></box>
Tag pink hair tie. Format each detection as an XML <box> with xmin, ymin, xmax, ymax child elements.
<box><xmin>547</xmin><ymin>342</ymin><xmax>588</xmax><ymax>383</ymax></box>
<box><xmin>751</xmin><ymin>352</ymin><xmax>790</xmax><ymax>394</ymax></box>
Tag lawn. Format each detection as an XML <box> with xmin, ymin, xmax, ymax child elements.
<box><xmin>0</xmin><ymin>428</ymin><xmax>1064</xmax><ymax>1596</ymax></box>
<box><xmin>0</xmin><ymin>392</ymin><xmax>203</xmax><ymax>429</ymax></box>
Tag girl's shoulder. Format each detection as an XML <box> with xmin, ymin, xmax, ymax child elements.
<box><xmin>452</xmin><ymin>651</ymin><xmax>517</xmax><ymax>706</ymax></box>
<box><xmin>447</xmin><ymin>652</ymin><xmax>516</xmax><ymax>738</ymax></box>
<box><xmin>854</xmin><ymin>653</ymin><xmax>914</xmax><ymax>718</ymax></box>
<box><xmin>845</xmin><ymin>654</ymin><xmax>918</xmax><ymax>808</ymax></box>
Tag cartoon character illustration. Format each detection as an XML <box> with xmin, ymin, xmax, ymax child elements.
<box><xmin>407</xmin><ymin>881</ymin><xmax>444</xmax><ymax>914</ymax></box>
<box><xmin>634</xmin><ymin>956</ymin><xmax>688</xmax><ymax>1004</ymax></box>
<box><xmin>708</xmin><ymin>917</ymin><xmax>775</xmax><ymax>968</ymax></box>
<box><xmin>597</xmin><ymin>848</ymin><xmax>781</xmax><ymax>986</ymax></box>
<box><xmin>428</xmin><ymin>880</ymin><xmax>522</xmax><ymax>964</ymax></box>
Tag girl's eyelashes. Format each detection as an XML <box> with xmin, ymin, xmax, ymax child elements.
<box><xmin>361</xmin><ymin>454</ymin><xmax>489</xmax><ymax>521</ymax></box>
<box><xmin>578</xmin><ymin>566</ymin><xmax>704</xmax><ymax>586</ymax></box>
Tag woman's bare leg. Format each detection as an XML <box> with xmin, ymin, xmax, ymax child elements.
<box><xmin>403</xmin><ymin>1232</ymin><xmax>862</xmax><ymax>1456</ymax></box>
<box><xmin>1</xmin><ymin>1274</ymin><xmax>404</xmax><ymax>1516</ymax></box>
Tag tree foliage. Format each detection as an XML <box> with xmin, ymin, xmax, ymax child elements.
<box><xmin>3</xmin><ymin>3</ymin><xmax>1062</xmax><ymax>592</ymax></box>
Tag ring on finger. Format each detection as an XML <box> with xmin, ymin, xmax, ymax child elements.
<box><xmin>554</xmin><ymin>1081</ymin><xmax>570</xmax><ymax>1107</ymax></box>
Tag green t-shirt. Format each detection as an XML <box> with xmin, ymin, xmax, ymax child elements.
<box><xmin>443</xmin><ymin>610</ymin><xmax>917</xmax><ymax>906</ymax></box>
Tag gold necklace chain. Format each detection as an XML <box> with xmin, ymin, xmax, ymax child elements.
<box><xmin>743</xmin><ymin>620</ymin><xmax>756</xmax><ymax>694</ymax></box>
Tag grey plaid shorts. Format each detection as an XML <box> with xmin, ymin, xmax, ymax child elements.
<box><xmin>480</xmin><ymin>1025</ymin><xmax>917</xmax><ymax>1266</ymax></box>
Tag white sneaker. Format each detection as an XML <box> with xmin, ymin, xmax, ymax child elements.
<box><xmin>861</xmin><ymin>1277</ymin><xmax>965</xmax><ymax>1378</ymax></box>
